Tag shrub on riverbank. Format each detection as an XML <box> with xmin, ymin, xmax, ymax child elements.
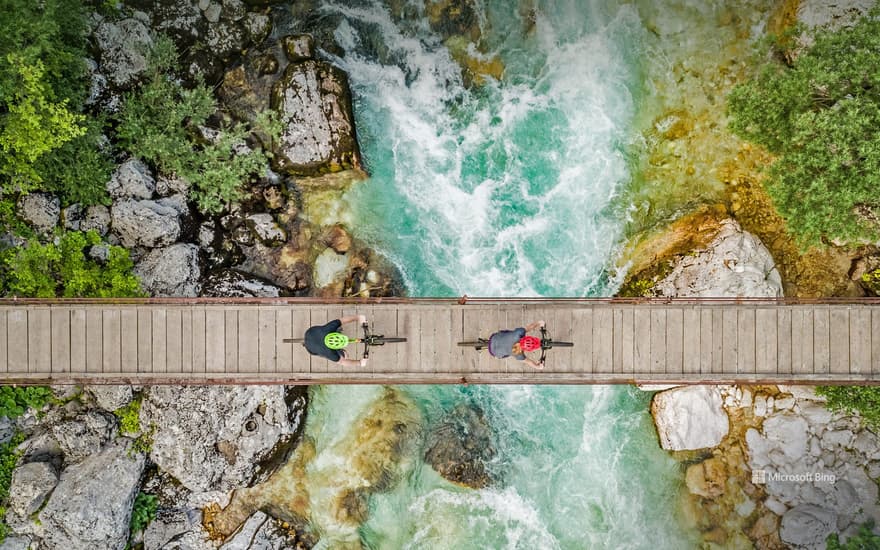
<box><xmin>727</xmin><ymin>11</ymin><xmax>880</xmax><ymax>247</ymax></box>
<box><xmin>816</xmin><ymin>386</ymin><xmax>880</xmax><ymax>428</ymax></box>
<box><xmin>0</xmin><ymin>231</ymin><xmax>142</xmax><ymax>298</ymax></box>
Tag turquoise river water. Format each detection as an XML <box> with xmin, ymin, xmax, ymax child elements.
<box><xmin>288</xmin><ymin>0</ymin><xmax>765</xmax><ymax>548</ymax></box>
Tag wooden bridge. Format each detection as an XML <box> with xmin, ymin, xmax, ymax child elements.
<box><xmin>0</xmin><ymin>298</ymin><xmax>878</xmax><ymax>385</ymax></box>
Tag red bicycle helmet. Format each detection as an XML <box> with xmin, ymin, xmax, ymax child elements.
<box><xmin>519</xmin><ymin>335</ymin><xmax>541</xmax><ymax>352</ymax></box>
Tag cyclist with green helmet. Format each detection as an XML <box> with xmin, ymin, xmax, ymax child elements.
<box><xmin>304</xmin><ymin>315</ymin><xmax>368</xmax><ymax>367</ymax></box>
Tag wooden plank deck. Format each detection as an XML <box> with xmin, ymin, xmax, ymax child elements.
<box><xmin>0</xmin><ymin>298</ymin><xmax>879</xmax><ymax>384</ymax></box>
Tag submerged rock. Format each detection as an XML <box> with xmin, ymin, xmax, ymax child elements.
<box><xmin>201</xmin><ymin>269</ymin><xmax>285</xmax><ymax>297</ymax></box>
<box><xmin>134</xmin><ymin>243</ymin><xmax>201</xmax><ymax>297</ymax></box>
<box><xmin>37</xmin><ymin>441</ymin><xmax>145</xmax><ymax>550</ymax></box>
<box><xmin>651</xmin><ymin>386</ymin><xmax>729</xmax><ymax>450</ymax></box>
<box><xmin>141</xmin><ymin>386</ymin><xmax>302</xmax><ymax>492</ymax></box>
<box><xmin>424</xmin><ymin>404</ymin><xmax>495</xmax><ymax>489</ymax></box>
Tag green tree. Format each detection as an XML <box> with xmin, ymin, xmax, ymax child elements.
<box><xmin>116</xmin><ymin>37</ymin><xmax>279</xmax><ymax>214</ymax></box>
<box><xmin>816</xmin><ymin>385</ymin><xmax>880</xmax><ymax>428</ymax></box>
<box><xmin>727</xmin><ymin>11</ymin><xmax>880</xmax><ymax>246</ymax></box>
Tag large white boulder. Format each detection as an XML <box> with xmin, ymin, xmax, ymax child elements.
<box><xmin>654</xmin><ymin>219</ymin><xmax>782</xmax><ymax>298</ymax></box>
<box><xmin>651</xmin><ymin>386</ymin><xmax>729</xmax><ymax>450</ymax></box>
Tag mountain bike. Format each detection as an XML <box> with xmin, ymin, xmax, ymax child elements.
<box><xmin>457</xmin><ymin>326</ymin><xmax>573</xmax><ymax>364</ymax></box>
<box><xmin>284</xmin><ymin>323</ymin><xmax>406</xmax><ymax>358</ymax></box>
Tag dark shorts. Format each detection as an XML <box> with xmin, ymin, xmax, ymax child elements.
<box><xmin>304</xmin><ymin>319</ymin><xmax>346</xmax><ymax>362</ymax></box>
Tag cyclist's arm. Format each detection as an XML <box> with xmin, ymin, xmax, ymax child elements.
<box><xmin>339</xmin><ymin>315</ymin><xmax>368</xmax><ymax>325</ymax></box>
<box><xmin>524</xmin><ymin>320</ymin><xmax>545</xmax><ymax>332</ymax></box>
<box><xmin>524</xmin><ymin>357</ymin><xmax>544</xmax><ymax>370</ymax></box>
<box><xmin>337</xmin><ymin>358</ymin><xmax>368</xmax><ymax>367</ymax></box>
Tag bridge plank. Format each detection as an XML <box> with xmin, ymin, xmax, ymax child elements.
<box><xmin>666</xmin><ymin>308</ymin><xmax>683</xmax><ymax>376</ymax></box>
<box><xmin>9</xmin><ymin>308</ymin><xmax>29</xmax><ymax>372</ymax></box>
<box><xmin>166</xmin><ymin>309</ymin><xmax>181</xmax><ymax>374</ymax></box>
<box><xmin>397</xmin><ymin>306</ymin><xmax>420</xmax><ymax>374</ymax></box>
<box><xmin>592</xmin><ymin>308</ymin><xmax>612</xmax><ymax>374</ymax></box>
<box><xmin>571</xmin><ymin>308</ymin><xmax>593</xmax><ymax>374</ymax></box>
<box><xmin>368</xmin><ymin>307</ymin><xmax>396</xmax><ymax>373</ymax></box>
<box><xmin>756</xmin><ymin>309</ymin><xmax>777</xmax><ymax>375</ymax></box>
<box><xmin>85</xmin><ymin>309</ymin><xmax>101</xmax><ymax>373</ymax></box>
<box><xmin>682</xmin><ymin>308</ymin><xmax>700</xmax><ymax>375</ymax></box>
<box><xmin>712</xmin><ymin>308</ymin><xmax>724</xmax><ymax>375</ymax></box>
<box><xmin>792</xmin><ymin>308</ymin><xmax>814</xmax><ymax>374</ymax></box>
<box><xmin>120</xmin><ymin>309</ymin><xmax>137</xmax><ymax>374</ymax></box>
<box><xmin>633</xmin><ymin>308</ymin><xmax>649</xmax><ymax>374</ymax></box>
<box><xmin>851</xmin><ymin>308</ymin><xmax>870</xmax><ymax>375</ymax></box>
<box><xmin>699</xmin><ymin>308</ymin><xmax>713</xmax><ymax>375</ymax></box>
<box><xmin>553</xmin><ymin>307</ymin><xmax>575</xmax><ymax>372</ymax></box>
<box><xmin>612</xmin><ymin>308</ymin><xmax>623</xmax><ymax>373</ymax></box>
<box><xmin>28</xmin><ymin>308</ymin><xmax>51</xmax><ymax>375</ymax></box>
<box><xmin>291</xmin><ymin>307</ymin><xmax>312</xmax><ymax>373</ymax></box>
<box><xmin>51</xmin><ymin>308</ymin><xmax>70</xmax><ymax>374</ymax></box>
<box><xmin>650</xmin><ymin>308</ymin><xmax>666</xmax><ymax>375</ymax></box>
<box><xmin>238</xmin><ymin>308</ymin><xmax>259</xmax><ymax>374</ymax></box>
<box><xmin>191</xmin><ymin>307</ymin><xmax>206</xmax><ymax>374</ymax></box>
<box><xmin>205</xmin><ymin>308</ymin><xmax>226</xmax><ymax>373</ymax></box>
<box><xmin>830</xmin><ymin>308</ymin><xmax>850</xmax><ymax>375</ymax></box>
<box><xmin>275</xmin><ymin>309</ymin><xmax>291</xmax><ymax>374</ymax></box>
<box><xmin>151</xmin><ymin>310</ymin><xmax>166</xmax><ymax>374</ymax></box>
<box><xmin>777</xmin><ymin>308</ymin><xmax>792</xmax><ymax>375</ymax></box>
<box><xmin>813</xmin><ymin>308</ymin><xmax>830</xmax><ymax>374</ymax></box>
<box><xmin>738</xmin><ymin>309</ymin><xmax>756</xmax><ymax>375</ymax></box>
<box><xmin>0</xmin><ymin>309</ymin><xmax>6</xmax><ymax>373</ymax></box>
<box><xmin>419</xmin><ymin>307</ymin><xmax>440</xmax><ymax>374</ymax></box>
<box><xmin>102</xmin><ymin>310</ymin><xmax>120</xmax><ymax>374</ymax></box>
<box><xmin>258</xmin><ymin>307</ymin><xmax>276</xmax><ymax>374</ymax></box>
<box><xmin>138</xmin><ymin>308</ymin><xmax>152</xmax><ymax>374</ymax></box>
<box><xmin>722</xmin><ymin>309</ymin><xmax>737</xmax><ymax>375</ymax></box>
<box><xmin>180</xmin><ymin>308</ymin><xmax>192</xmax><ymax>373</ymax></box>
<box><xmin>874</xmin><ymin>309</ymin><xmax>880</xmax><ymax>375</ymax></box>
<box><xmin>620</xmin><ymin>307</ymin><xmax>634</xmax><ymax>374</ymax></box>
<box><xmin>449</xmin><ymin>305</ymin><xmax>467</xmax><ymax>374</ymax></box>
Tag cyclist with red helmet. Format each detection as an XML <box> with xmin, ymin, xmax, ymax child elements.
<box><xmin>488</xmin><ymin>320</ymin><xmax>546</xmax><ymax>369</ymax></box>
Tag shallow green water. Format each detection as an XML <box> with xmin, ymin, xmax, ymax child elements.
<box><xmin>302</xmin><ymin>1</ymin><xmax>702</xmax><ymax>548</ymax></box>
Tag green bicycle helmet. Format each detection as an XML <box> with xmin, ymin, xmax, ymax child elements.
<box><xmin>324</xmin><ymin>332</ymin><xmax>349</xmax><ymax>350</ymax></box>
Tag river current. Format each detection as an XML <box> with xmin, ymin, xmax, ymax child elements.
<box><xmin>289</xmin><ymin>1</ymin><xmax>772</xmax><ymax>547</ymax></box>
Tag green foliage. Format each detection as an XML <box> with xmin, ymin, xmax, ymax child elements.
<box><xmin>816</xmin><ymin>386</ymin><xmax>880</xmax><ymax>428</ymax></box>
<box><xmin>827</xmin><ymin>520</ymin><xmax>880</xmax><ymax>549</ymax></box>
<box><xmin>0</xmin><ymin>55</ymin><xmax>85</xmax><ymax>192</ymax></box>
<box><xmin>114</xmin><ymin>398</ymin><xmax>142</xmax><ymax>436</ymax></box>
<box><xmin>727</xmin><ymin>10</ymin><xmax>880</xmax><ymax>247</ymax></box>
<box><xmin>0</xmin><ymin>432</ymin><xmax>26</xmax><ymax>544</ymax></box>
<box><xmin>1</xmin><ymin>231</ymin><xmax>143</xmax><ymax>298</ymax></box>
<box><xmin>129</xmin><ymin>492</ymin><xmax>158</xmax><ymax>540</ymax></box>
<box><xmin>117</xmin><ymin>37</ymin><xmax>279</xmax><ymax>214</ymax></box>
<box><xmin>0</xmin><ymin>386</ymin><xmax>53</xmax><ymax>419</ymax></box>
<box><xmin>861</xmin><ymin>268</ymin><xmax>880</xmax><ymax>296</ymax></box>
<box><xmin>36</xmin><ymin>116</ymin><xmax>113</xmax><ymax>206</ymax></box>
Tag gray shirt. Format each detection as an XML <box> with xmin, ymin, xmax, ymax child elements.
<box><xmin>488</xmin><ymin>327</ymin><xmax>526</xmax><ymax>360</ymax></box>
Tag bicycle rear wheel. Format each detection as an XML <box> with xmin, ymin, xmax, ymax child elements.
<box><xmin>283</xmin><ymin>338</ymin><xmax>305</xmax><ymax>344</ymax></box>
<box><xmin>547</xmin><ymin>341</ymin><xmax>574</xmax><ymax>347</ymax></box>
<box><xmin>457</xmin><ymin>341</ymin><xmax>487</xmax><ymax>350</ymax></box>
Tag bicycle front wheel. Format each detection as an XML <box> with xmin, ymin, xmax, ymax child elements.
<box><xmin>373</xmin><ymin>336</ymin><xmax>407</xmax><ymax>344</ymax></box>
<box><xmin>547</xmin><ymin>341</ymin><xmax>574</xmax><ymax>348</ymax></box>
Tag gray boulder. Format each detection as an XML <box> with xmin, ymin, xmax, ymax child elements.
<box><xmin>797</xmin><ymin>0</ymin><xmax>874</xmax><ymax>31</ymax></box>
<box><xmin>651</xmin><ymin>386</ymin><xmax>729</xmax><ymax>450</ymax></box>
<box><xmin>271</xmin><ymin>60</ymin><xmax>361</xmax><ymax>175</ymax></box>
<box><xmin>6</xmin><ymin>462</ymin><xmax>58</xmax><ymax>520</ymax></box>
<box><xmin>81</xmin><ymin>205</ymin><xmax>112</xmax><ymax>236</ymax></box>
<box><xmin>0</xmin><ymin>536</ymin><xmax>31</xmax><ymax>550</ymax></box>
<box><xmin>143</xmin><ymin>508</ymin><xmax>203</xmax><ymax>550</ymax></box>
<box><xmin>63</xmin><ymin>204</ymin><xmax>84</xmax><ymax>231</ymax></box>
<box><xmin>50</xmin><ymin>411</ymin><xmax>117</xmax><ymax>464</ymax></box>
<box><xmin>18</xmin><ymin>193</ymin><xmax>60</xmax><ymax>235</ymax></box>
<box><xmin>107</xmin><ymin>159</ymin><xmax>156</xmax><ymax>200</ymax></box>
<box><xmin>201</xmin><ymin>269</ymin><xmax>284</xmax><ymax>297</ymax></box>
<box><xmin>134</xmin><ymin>243</ymin><xmax>201</xmax><ymax>297</ymax></box>
<box><xmin>86</xmin><ymin>385</ymin><xmax>133</xmax><ymax>412</ymax></box>
<box><xmin>93</xmin><ymin>17</ymin><xmax>153</xmax><ymax>88</ymax></box>
<box><xmin>246</xmin><ymin>213</ymin><xmax>286</xmax><ymax>245</ymax></box>
<box><xmin>140</xmin><ymin>386</ymin><xmax>300</xmax><ymax>492</ymax></box>
<box><xmin>112</xmin><ymin>199</ymin><xmax>181</xmax><ymax>248</ymax></box>
<box><xmin>38</xmin><ymin>441</ymin><xmax>145</xmax><ymax>550</ymax></box>
<box><xmin>780</xmin><ymin>504</ymin><xmax>838</xmax><ymax>549</ymax></box>
<box><xmin>219</xmin><ymin>511</ymin><xmax>292</xmax><ymax>550</ymax></box>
